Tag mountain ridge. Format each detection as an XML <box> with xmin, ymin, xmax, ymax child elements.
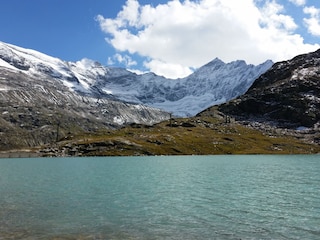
<box><xmin>0</xmin><ymin>42</ymin><xmax>171</xmax><ymax>150</ymax></box>
<box><xmin>0</xmin><ymin>41</ymin><xmax>273</xmax><ymax>117</ymax></box>
<box><xmin>217</xmin><ymin>48</ymin><xmax>320</xmax><ymax>144</ymax></box>
<box><xmin>1</xmin><ymin>41</ymin><xmax>320</xmax><ymax>154</ymax></box>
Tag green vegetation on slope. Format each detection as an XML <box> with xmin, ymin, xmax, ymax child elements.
<box><xmin>38</xmin><ymin>115</ymin><xmax>320</xmax><ymax>157</ymax></box>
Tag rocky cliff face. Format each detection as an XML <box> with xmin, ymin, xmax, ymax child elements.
<box><xmin>219</xmin><ymin>49</ymin><xmax>320</xmax><ymax>129</ymax></box>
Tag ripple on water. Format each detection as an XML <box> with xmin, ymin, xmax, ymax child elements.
<box><xmin>0</xmin><ymin>155</ymin><xmax>319</xmax><ymax>239</ymax></box>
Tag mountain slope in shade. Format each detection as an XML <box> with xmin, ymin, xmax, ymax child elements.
<box><xmin>0</xmin><ymin>43</ymin><xmax>171</xmax><ymax>150</ymax></box>
<box><xmin>0</xmin><ymin>67</ymin><xmax>170</xmax><ymax>150</ymax></box>
<box><xmin>0</xmin><ymin>41</ymin><xmax>273</xmax><ymax>117</ymax></box>
<box><xmin>219</xmin><ymin>48</ymin><xmax>320</xmax><ymax>129</ymax></box>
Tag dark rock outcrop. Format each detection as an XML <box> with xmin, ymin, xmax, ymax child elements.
<box><xmin>219</xmin><ymin>49</ymin><xmax>320</xmax><ymax>128</ymax></box>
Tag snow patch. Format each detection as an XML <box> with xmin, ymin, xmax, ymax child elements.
<box><xmin>103</xmin><ymin>89</ymin><xmax>113</xmax><ymax>95</ymax></box>
<box><xmin>0</xmin><ymin>58</ymin><xmax>17</xmax><ymax>70</ymax></box>
<box><xmin>296</xmin><ymin>126</ymin><xmax>309</xmax><ymax>131</ymax></box>
<box><xmin>113</xmin><ymin>116</ymin><xmax>125</xmax><ymax>125</ymax></box>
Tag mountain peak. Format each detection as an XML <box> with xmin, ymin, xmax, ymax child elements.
<box><xmin>0</xmin><ymin>41</ymin><xmax>272</xmax><ymax>117</ymax></box>
<box><xmin>201</xmin><ymin>57</ymin><xmax>225</xmax><ymax>68</ymax></box>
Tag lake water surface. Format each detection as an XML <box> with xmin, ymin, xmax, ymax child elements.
<box><xmin>0</xmin><ymin>155</ymin><xmax>319</xmax><ymax>239</ymax></box>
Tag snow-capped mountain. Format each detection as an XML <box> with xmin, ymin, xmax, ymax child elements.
<box><xmin>0</xmin><ymin>41</ymin><xmax>273</xmax><ymax>117</ymax></box>
<box><xmin>0</xmin><ymin>42</ymin><xmax>172</xmax><ymax>150</ymax></box>
<box><xmin>0</xmin><ymin>41</ymin><xmax>168</xmax><ymax>123</ymax></box>
<box><xmin>81</xmin><ymin>58</ymin><xmax>273</xmax><ymax>117</ymax></box>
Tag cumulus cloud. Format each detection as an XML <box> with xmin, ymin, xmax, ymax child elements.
<box><xmin>260</xmin><ymin>0</ymin><xmax>298</xmax><ymax>32</ymax></box>
<box><xmin>143</xmin><ymin>59</ymin><xmax>193</xmax><ymax>79</ymax></box>
<box><xmin>288</xmin><ymin>0</ymin><xmax>306</xmax><ymax>6</ymax></box>
<box><xmin>97</xmin><ymin>0</ymin><xmax>319</xmax><ymax>78</ymax></box>
<box><xmin>107</xmin><ymin>53</ymin><xmax>137</xmax><ymax>67</ymax></box>
<box><xmin>303</xmin><ymin>6</ymin><xmax>320</xmax><ymax>36</ymax></box>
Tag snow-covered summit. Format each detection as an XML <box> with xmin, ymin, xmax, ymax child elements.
<box><xmin>0</xmin><ymin>41</ymin><xmax>273</xmax><ymax>116</ymax></box>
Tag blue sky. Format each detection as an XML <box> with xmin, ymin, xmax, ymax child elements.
<box><xmin>1</xmin><ymin>0</ymin><xmax>319</xmax><ymax>78</ymax></box>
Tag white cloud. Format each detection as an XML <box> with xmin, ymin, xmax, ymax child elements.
<box><xmin>97</xmin><ymin>0</ymin><xmax>319</xmax><ymax>78</ymax></box>
<box><xmin>127</xmin><ymin>68</ymin><xmax>146</xmax><ymax>75</ymax></box>
<box><xmin>107</xmin><ymin>53</ymin><xmax>137</xmax><ymax>67</ymax></box>
<box><xmin>144</xmin><ymin>59</ymin><xmax>193</xmax><ymax>79</ymax></box>
<box><xmin>303</xmin><ymin>6</ymin><xmax>320</xmax><ymax>36</ymax></box>
<box><xmin>288</xmin><ymin>0</ymin><xmax>306</xmax><ymax>6</ymax></box>
<box><xmin>260</xmin><ymin>0</ymin><xmax>298</xmax><ymax>32</ymax></box>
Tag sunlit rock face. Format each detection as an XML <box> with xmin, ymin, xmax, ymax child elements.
<box><xmin>220</xmin><ymin>49</ymin><xmax>320</xmax><ymax>128</ymax></box>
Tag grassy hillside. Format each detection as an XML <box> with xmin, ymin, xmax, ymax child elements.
<box><xmin>36</xmin><ymin>113</ymin><xmax>320</xmax><ymax>157</ymax></box>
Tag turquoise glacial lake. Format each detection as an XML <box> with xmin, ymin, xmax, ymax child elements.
<box><xmin>0</xmin><ymin>155</ymin><xmax>319</xmax><ymax>239</ymax></box>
